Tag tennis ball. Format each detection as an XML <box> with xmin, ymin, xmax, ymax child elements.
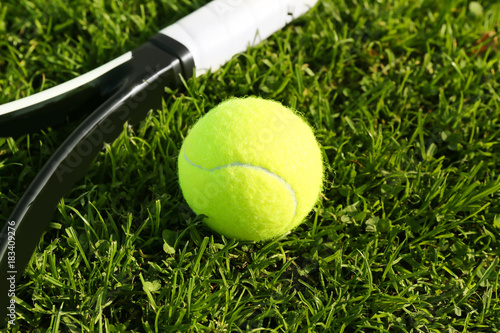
<box><xmin>178</xmin><ymin>97</ymin><xmax>323</xmax><ymax>241</ymax></box>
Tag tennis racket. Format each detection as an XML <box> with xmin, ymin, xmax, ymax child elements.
<box><xmin>0</xmin><ymin>0</ymin><xmax>318</xmax><ymax>324</ymax></box>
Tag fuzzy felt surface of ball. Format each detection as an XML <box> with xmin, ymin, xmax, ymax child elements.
<box><xmin>178</xmin><ymin>97</ymin><xmax>323</xmax><ymax>241</ymax></box>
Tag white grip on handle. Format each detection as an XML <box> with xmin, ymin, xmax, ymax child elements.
<box><xmin>160</xmin><ymin>0</ymin><xmax>318</xmax><ymax>76</ymax></box>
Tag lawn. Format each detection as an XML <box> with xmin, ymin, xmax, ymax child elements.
<box><xmin>1</xmin><ymin>0</ymin><xmax>499</xmax><ymax>332</ymax></box>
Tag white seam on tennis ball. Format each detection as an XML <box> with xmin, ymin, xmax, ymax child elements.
<box><xmin>184</xmin><ymin>153</ymin><xmax>297</xmax><ymax>217</ymax></box>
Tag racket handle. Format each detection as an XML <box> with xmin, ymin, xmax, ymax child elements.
<box><xmin>160</xmin><ymin>0</ymin><xmax>318</xmax><ymax>76</ymax></box>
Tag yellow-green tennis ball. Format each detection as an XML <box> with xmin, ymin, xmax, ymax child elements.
<box><xmin>178</xmin><ymin>97</ymin><xmax>323</xmax><ymax>241</ymax></box>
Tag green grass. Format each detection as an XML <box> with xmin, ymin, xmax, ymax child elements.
<box><xmin>1</xmin><ymin>0</ymin><xmax>500</xmax><ymax>331</ymax></box>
